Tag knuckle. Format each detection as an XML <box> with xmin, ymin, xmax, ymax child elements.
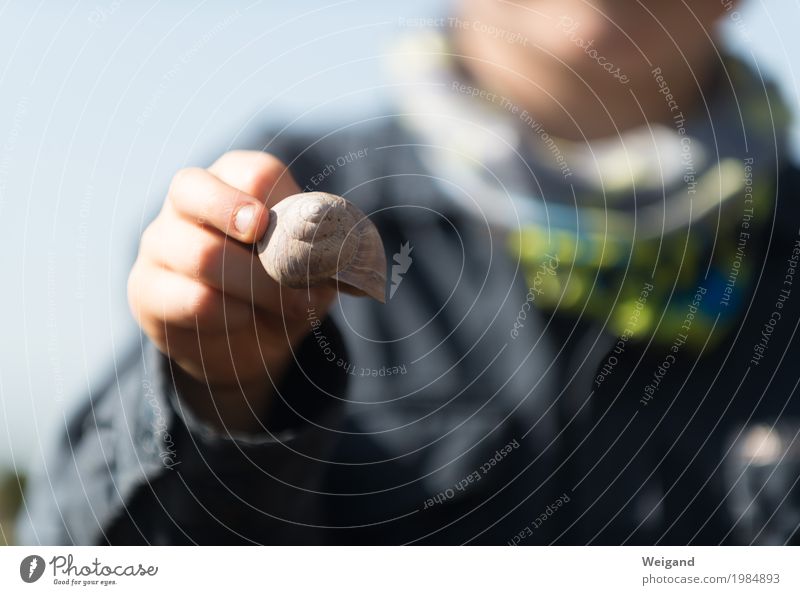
<box><xmin>189</xmin><ymin>282</ymin><xmax>220</xmax><ymax>321</ymax></box>
<box><xmin>139</xmin><ymin>221</ymin><xmax>159</xmax><ymax>254</ymax></box>
<box><xmin>258</xmin><ymin>153</ymin><xmax>292</xmax><ymax>186</ymax></box>
<box><xmin>253</xmin><ymin>152</ymin><xmax>288</xmax><ymax>176</ymax></box>
<box><xmin>221</xmin><ymin>151</ymin><xmax>289</xmax><ymax>196</ymax></box>
<box><xmin>168</xmin><ymin>166</ymin><xmax>204</xmax><ymax>199</ymax></box>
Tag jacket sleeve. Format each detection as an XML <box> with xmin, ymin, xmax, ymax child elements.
<box><xmin>16</xmin><ymin>316</ymin><xmax>349</xmax><ymax>545</ymax></box>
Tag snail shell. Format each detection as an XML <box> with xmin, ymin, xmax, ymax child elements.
<box><xmin>257</xmin><ymin>192</ymin><xmax>387</xmax><ymax>303</ymax></box>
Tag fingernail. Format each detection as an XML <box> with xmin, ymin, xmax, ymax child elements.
<box><xmin>234</xmin><ymin>205</ymin><xmax>256</xmax><ymax>235</ymax></box>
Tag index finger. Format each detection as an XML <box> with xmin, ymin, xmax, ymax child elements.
<box><xmin>166</xmin><ymin>166</ymin><xmax>269</xmax><ymax>244</ymax></box>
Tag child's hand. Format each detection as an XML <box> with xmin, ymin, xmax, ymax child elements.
<box><xmin>128</xmin><ymin>151</ymin><xmax>337</xmax><ymax>431</ymax></box>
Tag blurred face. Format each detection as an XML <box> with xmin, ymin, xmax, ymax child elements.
<box><xmin>454</xmin><ymin>0</ymin><xmax>734</xmax><ymax>138</ymax></box>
